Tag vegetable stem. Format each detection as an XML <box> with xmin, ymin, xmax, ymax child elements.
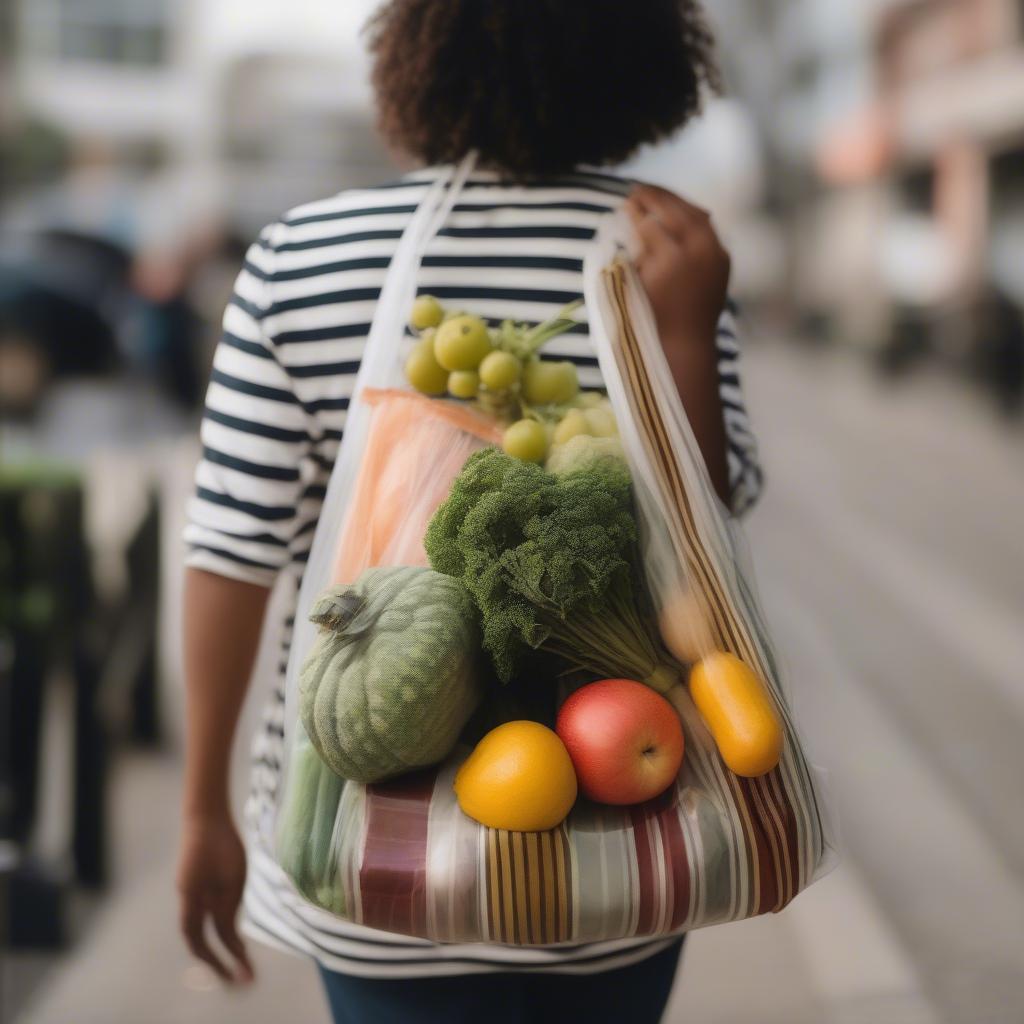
<box><xmin>511</xmin><ymin>301</ymin><xmax>584</xmax><ymax>359</ymax></box>
<box><xmin>538</xmin><ymin>595</ymin><xmax>679</xmax><ymax>693</ymax></box>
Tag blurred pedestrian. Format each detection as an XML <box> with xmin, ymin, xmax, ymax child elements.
<box><xmin>178</xmin><ymin>3</ymin><xmax>762</xmax><ymax>1022</ymax></box>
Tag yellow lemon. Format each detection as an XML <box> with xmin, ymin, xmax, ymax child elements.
<box><xmin>454</xmin><ymin>721</ymin><xmax>577</xmax><ymax>831</ymax></box>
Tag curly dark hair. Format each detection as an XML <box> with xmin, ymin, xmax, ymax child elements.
<box><xmin>366</xmin><ymin>0</ymin><xmax>720</xmax><ymax>178</ymax></box>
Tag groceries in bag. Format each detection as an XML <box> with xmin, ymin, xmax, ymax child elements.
<box><xmin>424</xmin><ymin>445</ymin><xmax>679</xmax><ymax>693</ymax></box>
<box><xmin>272</xmin><ymin>153</ymin><xmax>833</xmax><ymax>940</ymax></box>
<box><xmin>330</xmin><ymin>387</ymin><xmax>502</xmax><ymax>585</ymax></box>
<box><xmin>688</xmin><ymin>651</ymin><xmax>783</xmax><ymax>778</ymax></box>
<box><xmin>454</xmin><ymin>720</ymin><xmax>578</xmax><ymax>831</ymax></box>
<box><xmin>555</xmin><ymin>678</ymin><xmax>684</xmax><ymax>806</ymax></box>
<box><xmin>299</xmin><ymin>566</ymin><xmax>485</xmax><ymax>784</ymax></box>
<box><xmin>298</xmin><ymin>295</ymin><xmax>784</xmax><ymax>812</ymax></box>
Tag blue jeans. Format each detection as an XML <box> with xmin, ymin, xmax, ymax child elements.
<box><xmin>318</xmin><ymin>938</ymin><xmax>685</xmax><ymax>1024</ymax></box>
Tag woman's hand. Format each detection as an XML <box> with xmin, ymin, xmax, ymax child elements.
<box><xmin>623</xmin><ymin>183</ymin><xmax>732</xmax><ymax>505</ymax></box>
<box><xmin>178</xmin><ymin>569</ymin><xmax>269</xmax><ymax>984</ymax></box>
<box><xmin>624</xmin><ymin>184</ymin><xmax>731</xmax><ymax>345</ymax></box>
<box><xmin>177</xmin><ymin>815</ymin><xmax>254</xmax><ymax>984</ymax></box>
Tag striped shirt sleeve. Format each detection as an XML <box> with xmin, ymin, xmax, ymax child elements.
<box><xmin>717</xmin><ymin>302</ymin><xmax>763</xmax><ymax>517</ymax></box>
<box><xmin>184</xmin><ymin>224</ymin><xmax>315</xmax><ymax>586</ymax></box>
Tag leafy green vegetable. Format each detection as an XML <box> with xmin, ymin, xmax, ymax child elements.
<box><xmin>425</xmin><ymin>447</ymin><xmax>678</xmax><ymax>692</ymax></box>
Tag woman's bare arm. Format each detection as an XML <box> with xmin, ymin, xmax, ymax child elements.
<box><xmin>177</xmin><ymin>567</ymin><xmax>270</xmax><ymax>983</ymax></box>
<box><xmin>625</xmin><ymin>184</ymin><xmax>732</xmax><ymax>505</ymax></box>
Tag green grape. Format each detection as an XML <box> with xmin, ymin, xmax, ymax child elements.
<box><xmin>522</xmin><ymin>359</ymin><xmax>579</xmax><ymax>405</ymax></box>
<box><xmin>479</xmin><ymin>351</ymin><xmax>522</xmax><ymax>390</ymax></box>
<box><xmin>410</xmin><ymin>295</ymin><xmax>444</xmax><ymax>330</ymax></box>
<box><xmin>502</xmin><ymin>419</ymin><xmax>548</xmax><ymax>463</ymax></box>
<box><xmin>553</xmin><ymin>409</ymin><xmax>591</xmax><ymax>445</ymax></box>
<box><xmin>405</xmin><ymin>337</ymin><xmax>449</xmax><ymax>395</ymax></box>
<box><xmin>434</xmin><ymin>314</ymin><xmax>492</xmax><ymax>371</ymax></box>
<box><xmin>447</xmin><ymin>370</ymin><xmax>480</xmax><ymax>399</ymax></box>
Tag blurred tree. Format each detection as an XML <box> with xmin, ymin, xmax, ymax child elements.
<box><xmin>0</xmin><ymin>118</ymin><xmax>72</xmax><ymax>193</ymax></box>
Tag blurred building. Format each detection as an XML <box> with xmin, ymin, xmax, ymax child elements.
<box><xmin>8</xmin><ymin>0</ymin><xmax>392</xmax><ymax>245</ymax></box>
<box><xmin>7</xmin><ymin>0</ymin><xmax>786</xmax><ymax>301</ymax></box>
<box><xmin>8</xmin><ymin>0</ymin><xmax>1024</xmax><ymax>400</ymax></box>
<box><xmin>744</xmin><ymin>0</ymin><xmax>1024</xmax><ymax>371</ymax></box>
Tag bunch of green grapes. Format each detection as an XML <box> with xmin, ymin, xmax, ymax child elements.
<box><xmin>404</xmin><ymin>296</ymin><xmax>494</xmax><ymax>398</ymax></box>
<box><xmin>550</xmin><ymin>392</ymin><xmax>619</xmax><ymax>444</ymax></box>
<box><xmin>513</xmin><ymin>393</ymin><xmax>622</xmax><ymax>467</ymax></box>
<box><xmin>404</xmin><ymin>295</ymin><xmax>587</xmax><ymax>462</ymax></box>
<box><xmin>499</xmin><ymin>389</ymin><xmax>617</xmax><ymax>465</ymax></box>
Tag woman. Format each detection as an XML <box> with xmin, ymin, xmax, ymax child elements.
<box><xmin>177</xmin><ymin>2</ymin><xmax>762</xmax><ymax>1021</ymax></box>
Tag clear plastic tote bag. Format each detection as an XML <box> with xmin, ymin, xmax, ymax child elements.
<box><xmin>274</xmin><ymin>156</ymin><xmax>835</xmax><ymax>944</ymax></box>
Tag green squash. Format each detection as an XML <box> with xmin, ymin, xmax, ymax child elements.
<box><xmin>299</xmin><ymin>566</ymin><xmax>483</xmax><ymax>783</ymax></box>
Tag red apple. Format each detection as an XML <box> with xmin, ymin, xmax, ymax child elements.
<box><xmin>555</xmin><ymin>679</ymin><xmax>684</xmax><ymax>805</ymax></box>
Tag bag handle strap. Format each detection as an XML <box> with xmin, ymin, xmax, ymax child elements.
<box><xmin>282</xmin><ymin>154</ymin><xmax>479</xmax><ymax>748</ymax></box>
<box><xmin>359</xmin><ymin>151</ymin><xmax>477</xmax><ymax>389</ymax></box>
<box><xmin>422</xmin><ymin>151</ymin><xmax>477</xmax><ymax>251</ymax></box>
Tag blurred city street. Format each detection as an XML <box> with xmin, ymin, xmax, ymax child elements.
<box><xmin>4</xmin><ymin>1</ymin><xmax>1024</xmax><ymax>1022</ymax></box>
<box><xmin>7</xmin><ymin>339</ymin><xmax>1022</xmax><ymax>1024</ymax></box>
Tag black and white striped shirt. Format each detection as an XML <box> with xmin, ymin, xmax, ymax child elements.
<box><xmin>184</xmin><ymin>166</ymin><xmax>762</xmax><ymax>977</ymax></box>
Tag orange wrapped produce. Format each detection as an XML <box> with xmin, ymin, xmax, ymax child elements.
<box><xmin>331</xmin><ymin>388</ymin><xmax>502</xmax><ymax>585</ymax></box>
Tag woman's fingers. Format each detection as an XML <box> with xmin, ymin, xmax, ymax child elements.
<box><xmin>211</xmin><ymin>896</ymin><xmax>254</xmax><ymax>983</ymax></box>
<box><xmin>624</xmin><ymin>195</ymin><xmax>678</xmax><ymax>262</ymax></box>
<box><xmin>630</xmin><ymin>184</ymin><xmax>710</xmax><ymax>239</ymax></box>
<box><xmin>635</xmin><ymin>182</ymin><xmax>711</xmax><ymax>222</ymax></box>
<box><xmin>625</xmin><ymin>191</ymin><xmax>681</xmax><ymax>247</ymax></box>
<box><xmin>176</xmin><ymin>818</ymin><xmax>251</xmax><ymax>984</ymax></box>
<box><xmin>622</xmin><ymin>183</ymin><xmax>731</xmax><ymax>344</ymax></box>
<box><xmin>181</xmin><ymin>901</ymin><xmax>233</xmax><ymax>982</ymax></box>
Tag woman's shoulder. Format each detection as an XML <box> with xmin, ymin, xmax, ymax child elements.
<box><xmin>273</xmin><ymin>176</ymin><xmax>438</xmax><ymax>236</ymax></box>
<box><xmin>246</xmin><ymin>176</ymin><xmax>440</xmax><ymax>278</ymax></box>
<box><xmin>254</xmin><ymin>164</ymin><xmax>635</xmax><ymax>274</ymax></box>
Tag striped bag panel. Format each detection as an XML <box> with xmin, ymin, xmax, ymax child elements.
<box><xmin>598</xmin><ymin>257</ymin><xmax>828</xmax><ymax>919</ymax></box>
